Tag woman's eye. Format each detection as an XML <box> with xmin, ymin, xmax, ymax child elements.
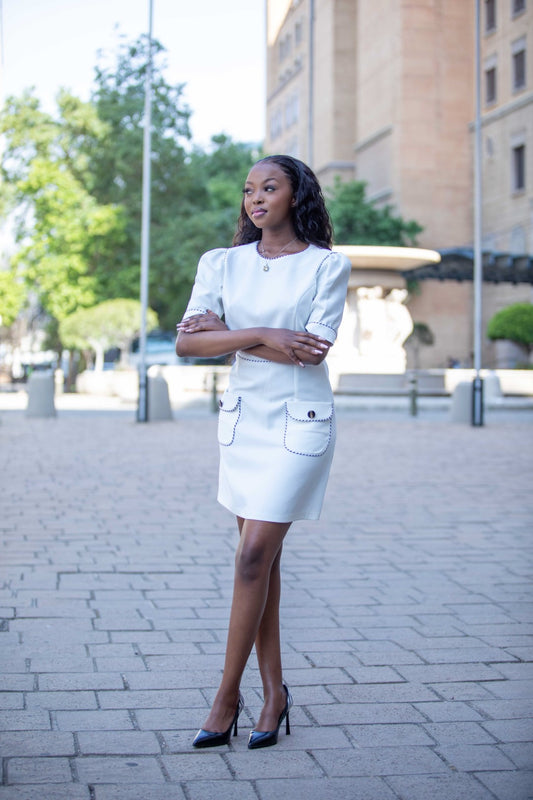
<box><xmin>242</xmin><ymin>188</ymin><xmax>252</xmax><ymax>195</ymax></box>
<box><xmin>265</xmin><ymin>186</ymin><xmax>275</xmax><ymax>192</ymax></box>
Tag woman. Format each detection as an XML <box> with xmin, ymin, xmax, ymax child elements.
<box><xmin>176</xmin><ymin>155</ymin><xmax>351</xmax><ymax>749</ymax></box>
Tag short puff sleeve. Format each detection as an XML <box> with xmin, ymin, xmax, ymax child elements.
<box><xmin>305</xmin><ymin>251</ymin><xmax>351</xmax><ymax>344</ymax></box>
<box><xmin>181</xmin><ymin>248</ymin><xmax>226</xmax><ymax>322</ymax></box>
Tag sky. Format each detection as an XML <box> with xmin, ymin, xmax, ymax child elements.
<box><xmin>0</xmin><ymin>0</ymin><xmax>266</xmax><ymax>148</ymax></box>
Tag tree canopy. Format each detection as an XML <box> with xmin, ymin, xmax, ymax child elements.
<box><xmin>87</xmin><ymin>37</ymin><xmax>258</xmax><ymax>327</ymax></box>
<box><xmin>0</xmin><ymin>90</ymin><xmax>125</xmax><ymax>322</ymax></box>
<box><xmin>1</xmin><ymin>33</ymin><xmax>423</xmax><ymax>354</ymax></box>
<box><xmin>0</xmin><ymin>35</ymin><xmax>257</xmax><ymax>339</ymax></box>
<box><xmin>327</xmin><ymin>178</ymin><xmax>423</xmax><ymax>246</ymax></box>
<box><xmin>487</xmin><ymin>303</ymin><xmax>533</xmax><ymax>347</ymax></box>
<box><xmin>59</xmin><ymin>298</ymin><xmax>158</xmax><ymax>370</ymax></box>
<box><xmin>0</xmin><ymin>268</ymin><xmax>26</xmax><ymax>328</ymax></box>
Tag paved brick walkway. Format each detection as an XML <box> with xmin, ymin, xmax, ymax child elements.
<box><xmin>1</xmin><ymin>405</ymin><xmax>532</xmax><ymax>799</ymax></box>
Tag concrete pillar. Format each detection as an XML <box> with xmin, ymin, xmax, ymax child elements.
<box><xmin>26</xmin><ymin>372</ymin><xmax>56</xmax><ymax>418</ymax></box>
<box><xmin>148</xmin><ymin>372</ymin><xmax>173</xmax><ymax>421</ymax></box>
<box><xmin>483</xmin><ymin>371</ymin><xmax>502</xmax><ymax>402</ymax></box>
<box><xmin>449</xmin><ymin>381</ymin><xmax>472</xmax><ymax>423</ymax></box>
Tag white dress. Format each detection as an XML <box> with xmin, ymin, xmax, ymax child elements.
<box><xmin>183</xmin><ymin>242</ymin><xmax>351</xmax><ymax>522</ymax></box>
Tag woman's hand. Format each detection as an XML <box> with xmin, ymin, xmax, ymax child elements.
<box><xmin>177</xmin><ymin>310</ymin><xmax>228</xmax><ymax>334</ymax></box>
<box><xmin>259</xmin><ymin>328</ymin><xmax>331</xmax><ymax>367</ymax></box>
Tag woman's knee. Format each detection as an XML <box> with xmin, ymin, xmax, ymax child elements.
<box><xmin>234</xmin><ymin>521</ymin><xmax>288</xmax><ymax>583</ymax></box>
<box><xmin>235</xmin><ymin>538</ymin><xmax>270</xmax><ymax>583</ymax></box>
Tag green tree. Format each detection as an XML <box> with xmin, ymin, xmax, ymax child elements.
<box><xmin>487</xmin><ymin>303</ymin><xmax>533</xmax><ymax>350</ymax></box>
<box><xmin>0</xmin><ymin>91</ymin><xmax>125</xmax><ymax>322</ymax></box>
<box><xmin>88</xmin><ymin>36</ymin><xmax>193</xmax><ymax>323</ymax></box>
<box><xmin>1</xmin><ymin>36</ymin><xmax>258</xmax><ymax>338</ymax></box>
<box><xmin>89</xmin><ymin>37</ymin><xmax>257</xmax><ymax>328</ymax></box>
<box><xmin>327</xmin><ymin>178</ymin><xmax>423</xmax><ymax>246</ymax></box>
<box><xmin>59</xmin><ymin>298</ymin><xmax>158</xmax><ymax>370</ymax></box>
<box><xmin>0</xmin><ymin>269</ymin><xmax>26</xmax><ymax>328</ymax></box>
<box><xmin>165</xmin><ymin>134</ymin><xmax>258</xmax><ymax>318</ymax></box>
<box><xmin>404</xmin><ymin>321</ymin><xmax>435</xmax><ymax>369</ymax></box>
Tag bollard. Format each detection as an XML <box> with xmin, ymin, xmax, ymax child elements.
<box><xmin>26</xmin><ymin>371</ymin><xmax>56</xmax><ymax>418</ymax></box>
<box><xmin>449</xmin><ymin>381</ymin><xmax>472</xmax><ymax>423</ymax></box>
<box><xmin>483</xmin><ymin>371</ymin><xmax>502</xmax><ymax>402</ymax></box>
<box><xmin>409</xmin><ymin>373</ymin><xmax>418</xmax><ymax>417</ymax></box>
<box><xmin>472</xmin><ymin>376</ymin><xmax>484</xmax><ymax>427</ymax></box>
<box><xmin>147</xmin><ymin>372</ymin><xmax>173</xmax><ymax>421</ymax></box>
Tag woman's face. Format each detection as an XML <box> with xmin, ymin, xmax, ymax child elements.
<box><xmin>243</xmin><ymin>162</ymin><xmax>295</xmax><ymax>231</ymax></box>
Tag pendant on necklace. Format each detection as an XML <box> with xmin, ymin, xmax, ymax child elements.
<box><xmin>262</xmin><ymin>264</ymin><xmax>269</xmax><ymax>272</ymax></box>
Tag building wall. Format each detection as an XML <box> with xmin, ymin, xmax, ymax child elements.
<box><xmin>266</xmin><ymin>0</ymin><xmax>475</xmax><ymax>249</ymax></box>
<box><xmin>266</xmin><ymin>0</ymin><xmax>532</xmax><ymax>254</ymax></box>
<box><xmin>354</xmin><ymin>1</ymin><xmax>474</xmax><ymax>249</ymax></box>
<box><xmin>313</xmin><ymin>0</ymin><xmax>357</xmax><ymax>185</ymax></box>
<box><xmin>265</xmin><ymin>0</ymin><xmax>533</xmax><ymax>371</ymax></box>
<box><xmin>406</xmin><ymin>280</ymin><xmax>532</xmax><ymax>369</ymax></box>
<box><xmin>398</xmin><ymin>0</ymin><xmax>475</xmax><ymax>250</ymax></box>
<box><xmin>481</xmin><ymin>1</ymin><xmax>533</xmax><ymax>252</ymax></box>
<box><xmin>266</xmin><ymin>0</ymin><xmax>310</xmax><ymax>160</ymax></box>
<box><xmin>354</xmin><ymin>1</ymin><xmax>401</xmax><ymax>206</ymax></box>
<box><xmin>406</xmin><ymin>281</ymin><xmax>473</xmax><ymax>369</ymax></box>
<box><xmin>265</xmin><ymin>0</ymin><xmax>358</xmax><ymax>177</ymax></box>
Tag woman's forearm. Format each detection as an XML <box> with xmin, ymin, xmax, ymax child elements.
<box><xmin>245</xmin><ymin>345</ymin><xmax>327</xmax><ymax>366</ymax></box>
<box><xmin>176</xmin><ymin>327</ymin><xmax>265</xmax><ymax>358</ymax></box>
<box><xmin>177</xmin><ymin>320</ymin><xmax>330</xmax><ymax>366</ymax></box>
<box><xmin>243</xmin><ymin>345</ymin><xmax>292</xmax><ymax>364</ymax></box>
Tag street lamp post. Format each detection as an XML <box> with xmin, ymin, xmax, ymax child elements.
<box><xmin>472</xmin><ymin>0</ymin><xmax>484</xmax><ymax>426</ymax></box>
<box><xmin>137</xmin><ymin>0</ymin><xmax>154</xmax><ymax>423</ymax></box>
<box><xmin>308</xmin><ymin>0</ymin><xmax>315</xmax><ymax>168</ymax></box>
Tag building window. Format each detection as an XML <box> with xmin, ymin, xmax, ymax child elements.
<box><xmin>512</xmin><ymin>144</ymin><xmax>526</xmax><ymax>192</ymax></box>
<box><xmin>485</xmin><ymin>65</ymin><xmax>497</xmax><ymax>104</ymax></box>
<box><xmin>512</xmin><ymin>0</ymin><xmax>526</xmax><ymax>16</ymax></box>
<box><xmin>270</xmin><ymin>107</ymin><xmax>283</xmax><ymax>141</ymax></box>
<box><xmin>279</xmin><ymin>33</ymin><xmax>292</xmax><ymax>63</ymax></box>
<box><xmin>295</xmin><ymin>21</ymin><xmax>303</xmax><ymax>46</ymax></box>
<box><xmin>284</xmin><ymin>92</ymin><xmax>300</xmax><ymax>129</ymax></box>
<box><xmin>485</xmin><ymin>0</ymin><xmax>496</xmax><ymax>32</ymax></box>
<box><xmin>512</xmin><ymin>39</ymin><xmax>527</xmax><ymax>90</ymax></box>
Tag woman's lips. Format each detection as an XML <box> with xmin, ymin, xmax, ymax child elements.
<box><xmin>252</xmin><ymin>208</ymin><xmax>266</xmax><ymax>217</ymax></box>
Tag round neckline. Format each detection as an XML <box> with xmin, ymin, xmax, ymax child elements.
<box><xmin>255</xmin><ymin>242</ymin><xmax>311</xmax><ymax>261</ymax></box>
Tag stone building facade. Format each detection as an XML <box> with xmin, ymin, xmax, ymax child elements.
<box><xmin>265</xmin><ymin>0</ymin><xmax>533</xmax><ymax>370</ymax></box>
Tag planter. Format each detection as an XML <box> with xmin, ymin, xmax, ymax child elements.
<box><xmin>493</xmin><ymin>339</ymin><xmax>529</xmax><ymax>369</ymax></box>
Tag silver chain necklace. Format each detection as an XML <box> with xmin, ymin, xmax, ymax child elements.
<box><xmin>258</xmin><ymin>237</ymin><xmax>298</xmax><ymax>272</ymax></box>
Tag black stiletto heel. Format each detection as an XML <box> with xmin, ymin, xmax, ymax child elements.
<box><xmin>248</xmin><ymin>684</ymin><xmax>293</xmax><ymax>750</ymax></box>
<box><xmin>192</xmin><ymin>692</ymin><xmax>244</xmax><ymax>748</ymax></box>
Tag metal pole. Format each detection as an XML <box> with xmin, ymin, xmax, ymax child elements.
<box><xmin>472</xmin><ymin>0</ymin><xmax>484</xmax><ymax>426</ymax></box>
<box><xmin>137</xmin><ymin>0</ymin><xmax>154</xmax><ymax>423</ymax></box>
<box><xmin>308</xmin><ymin>0</ymin><xmax>315</xmax><ymax>167</ymax></box>
<box><xmin>409</xmin><ymin>372</ymin><xmax>418</xmax><ymax>417</ymax></box>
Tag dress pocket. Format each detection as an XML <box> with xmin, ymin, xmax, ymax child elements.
<box><xmin>284</xmin><ymin>400</ymin><xmax>334</xmax><ymax>457</ymax></box>
<box><xmin>217</xmin><ymin>392</ymin><xmax>241</xmax><ymax>446</ymax></box>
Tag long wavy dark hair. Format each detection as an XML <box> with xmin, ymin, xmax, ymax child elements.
<box><xmin>232</xmin><ymin>155</ymin><xmax>333</xmax><ymax>249</ymax></box>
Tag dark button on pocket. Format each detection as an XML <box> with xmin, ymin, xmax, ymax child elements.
<box><xmin>307</xmin><ymin>410</ymin><xmax>316</xmax><ymax>419</ymax></box>
<box><xmin>219</xmin><ymin>399</ymin><xmax>223</xmax><ymax>407</ymax></box>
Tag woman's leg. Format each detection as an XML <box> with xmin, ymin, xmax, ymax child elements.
<box><xmin>200</xmin><ymin>518</ymin><xmax>290</xmax><ymax>733</ymax></box>
<box><xmin>253</xmin><ymin>545</ymin><xmax>289</xmax><ymax>731</ymax></box>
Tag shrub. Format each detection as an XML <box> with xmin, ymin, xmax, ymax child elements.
<box><xmin>487</xmin><ymin>303</ymin><xmax>533</xmax><ymax>347</ymax></box>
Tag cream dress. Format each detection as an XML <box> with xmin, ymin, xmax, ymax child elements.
<box><xmin>183</xmin><ymin>242</ymin><xmax>351</xmax><ymax>522</ymax></box>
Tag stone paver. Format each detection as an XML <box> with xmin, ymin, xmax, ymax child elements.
<box><xmin>1</xmin><ymin>403</ymin><xmax>532</xmax><ymax>798</ymax></box>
